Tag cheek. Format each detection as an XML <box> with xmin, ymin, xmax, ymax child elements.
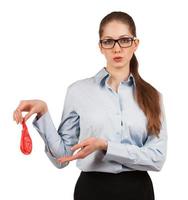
<box><xmin>103</xmin><ymin>51</ymin><xmax>112</xmax><ymax>60</ymax></box>
<box><xmin>123</xmin><ymin>49</ymin><xmax>135</xmax><ymax>59</ymax></box>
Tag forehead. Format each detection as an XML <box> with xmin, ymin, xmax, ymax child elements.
<box><xmin>101</xmin><ymin>20</ymin><xmax>131</xmax><ymax>38</ymax></box>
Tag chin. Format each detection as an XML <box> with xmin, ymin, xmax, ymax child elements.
<box><xmin>111</xmin><ymin>60</ymin><xmax>130</xmax><ymax>68</ymax></box>
<box><xmin>111</xmin><ymin>64</ymin><xmax>125</xmax><ymax>68</ymax></box>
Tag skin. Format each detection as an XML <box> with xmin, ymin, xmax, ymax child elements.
<box><xmin>13</xmin><ymin>20</ymin><xmax>139</xmax><ymax>164</ymax></box>
<box><xmin>13</xmin><ymin>100</ymin><xmax>107</xmax><ymax>163</ymax></box>
<box><xmin>99</xmin><ymin>20</ymin><xmax>139</xmax><ymax>92</ymax></box>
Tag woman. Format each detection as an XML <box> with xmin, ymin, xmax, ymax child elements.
<box><xmin>13</xmin><ymin>11</ymin><xmax>167</xmax><ymax>200</ymax></box>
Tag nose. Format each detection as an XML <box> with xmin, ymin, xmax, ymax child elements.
<box><xmin>113</xmin><ymin>41</ymin><xmax>121</xmax><ymax>53</ymax></box>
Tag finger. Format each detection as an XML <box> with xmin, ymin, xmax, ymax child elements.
<box><xmin>57</xmin><ymin>149</ymin><xmax>84</xmax><ymax>163</ymax></box>
<box><xmin>59</xmin><ymin>156</ymin><xmax>77</xmax><ymax>162</ymax></box>
<box><xmin>71</xmin><ymin>142</ymin><xmax>88</xmax><ymax>151</ymax></box>
<box><xmin>70</xmin><ymin>150</ymin><xmax>86</xmax><ymax>160</ymax></box>
<box><xmin>24</xmin><ymin>109</ymin><xmax>35</xmax><ymax>122</ymax></box>
<box><xmin>17</xmin><ymin>109</ymin><xmax>23</xmax><ymax>124</ymax></box>
<box><xmin>13</xmin><ymin>111</ymin><xmax>19</xmax><ymax>124</ymax></box>
<box><xmin>14</xmin><ymin>110</ymin><xmax>21</xmax><ymax>124</ymax></box>
<box><xmin>13</xmin><ymin>110</ymin><xmax>17</xmax><ymax>122</ymax></box>
<box><xmin>67</xmin><ymin>149</ymin><xmax>87</xmax><ymax>161</ymax></box>
<box><xmin>14</xmin><ymin>109</ymin><xmax>23</xmax><ymax>124</ymax></box>
<box><xmin>57</xmin><ymin>156</ymin><xmax>75</xmax><ymax>163</ymax></box>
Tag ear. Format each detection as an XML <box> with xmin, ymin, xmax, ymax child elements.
<box><xmin>133</xmin><ymin>39</ymin><xmax>139</xmax><ymax>52</ymax></box>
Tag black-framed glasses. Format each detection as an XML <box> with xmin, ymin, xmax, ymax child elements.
<box><xmin>99</xmin><ymin>36</ymin><xmax>137</xmax><ymax>49</ymax></box>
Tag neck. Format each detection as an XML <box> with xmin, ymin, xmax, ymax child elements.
<box><xmin>105</xmin><ymin>64</ymin><xmax>130</xmax><ymax>84</ymax></box>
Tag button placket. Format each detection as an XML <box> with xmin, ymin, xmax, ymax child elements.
<box><xmin>116</xmin><ymin>92</ymin><xmax>123</xmax><ymax>137</ymax></box>
<box><xmin>106</xmin><ymin>79</ymin><xmax>124</xmax><ymax>138</ymax></box>
<box><xmin>118</xmin><ymin>88</ymin><xmax>125</xmax><ymax>141</ymax></box>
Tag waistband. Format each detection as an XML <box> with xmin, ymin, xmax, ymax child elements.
<box><xmin>80</xmin><ymin>170</ymin><xmax>148</xmax><ymax>179</ymax></box>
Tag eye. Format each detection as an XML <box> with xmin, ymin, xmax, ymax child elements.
<box><xmin>102</xmin><ymin>39</ymin><xmax>114</xmax><ymax>45</ymax></box>
<box><xmin>119</xmin><ymin>37</ymin><xmax>132</xmax><ymax>44</ymax></box>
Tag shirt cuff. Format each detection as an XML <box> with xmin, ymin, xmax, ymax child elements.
<box><xmin>101</xmin><ymin>141</ymin><xmax>130</xmax><ymax>163</ymax></box>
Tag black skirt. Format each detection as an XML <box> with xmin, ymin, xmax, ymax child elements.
<box><xmin>74</xmin><ymin>170</ymin><xmax>155</xmax><ymax>200</ymax></box>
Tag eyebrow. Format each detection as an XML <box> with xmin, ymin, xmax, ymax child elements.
<box><xmin>102</xmin><ymin>34</ymin><xmax>132</xmax><ymax>39</ymax></box>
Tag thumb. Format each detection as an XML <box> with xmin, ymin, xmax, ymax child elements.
<box><xmin>24</xmin><ymin>109</ymin><xmax>35</xmax><ymax>122</ymax></box>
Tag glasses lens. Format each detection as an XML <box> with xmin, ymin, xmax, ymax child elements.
<box><xmin>101</xmin><ymin>39</ymin><xmax>114</xmax><ymax>48</ymax></box>
<box><xmin>118</xmin><ymin>37</ymin><xmax>133</xmax><ymax>47</ymax></box>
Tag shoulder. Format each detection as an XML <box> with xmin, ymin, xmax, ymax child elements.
<box><xmin>66</xmin><ymin>76</ymin><xmax>95</xmax><ymax>94</ymax></box>
<box><xmin>68</xmin><ymin>77</ymin><xmax>94</xmax><ymax>91</ymax></box>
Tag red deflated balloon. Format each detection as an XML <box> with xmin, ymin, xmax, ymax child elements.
<box><xmin>20</xmin><ymin>119</ymin><xmax>32</xmax><ymax>155</ymax></box>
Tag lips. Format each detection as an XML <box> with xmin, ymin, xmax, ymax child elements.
<box><xmin>113</xmin><ymin>56</ymin><xmax>123</xmax><ymax>62</ymax></box>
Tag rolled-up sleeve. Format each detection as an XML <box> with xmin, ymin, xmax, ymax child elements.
<box><xmin>102</xmin><ymin>94</ymin><xmax>168</xmax><ymax>172</ymax></box>
<box><xmin>32</xmin><ymin>85</ymin><xmax>80</xmax><ymax>168</ymax></box>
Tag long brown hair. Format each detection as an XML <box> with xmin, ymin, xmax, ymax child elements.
<box><xmin>99</xmin><ymin>11</ymin><xmax>162</xmax><ymax>137</ymax></box>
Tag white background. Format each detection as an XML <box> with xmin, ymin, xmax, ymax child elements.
<box><xmin>0</xmin><ymin>0</ymin><xmax>187</xmax><ymax>199</ymax></box>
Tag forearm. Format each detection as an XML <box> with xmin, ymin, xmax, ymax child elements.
<box><xmin>33</xmin><ymin>112</ymin><xmax>68</xmax><ymax>158</ymax></box>
<box><xmin>102</xmin><ymin>140</ymin><xmax>167</xmax><ymax>171</ymax></box>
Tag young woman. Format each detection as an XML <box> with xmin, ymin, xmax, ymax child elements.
<box><xmin>13</xmin><ymin>11</ymin><xmax>167</xmax><ymax>200</ymax></box>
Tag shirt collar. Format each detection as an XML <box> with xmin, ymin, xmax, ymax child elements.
<box><xmin>94</xmin><ymin>67</ymin><xmax>136</xmax><ymax>88</ymax></box>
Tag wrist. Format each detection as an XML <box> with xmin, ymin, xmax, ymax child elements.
<box><xmin>37</xmin><ymin>106</ymin><xmax>48</xmax><ymax>119</ymax></box>
<box><xmin>99</xmin><ymin>139</ymin><xmax>108</xmax><ymax>151</ymax></box>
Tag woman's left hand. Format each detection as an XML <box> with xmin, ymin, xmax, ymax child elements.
<box><xmin>57</xmin><ymin>137</ymin><xmax>107</xmax><ymax>163</ymax></box>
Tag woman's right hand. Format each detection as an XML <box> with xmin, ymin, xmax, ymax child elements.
<box><xmin>13</xmin><ymin>100</ymin><xmax>48</xmax><ymax>124</ymax></box>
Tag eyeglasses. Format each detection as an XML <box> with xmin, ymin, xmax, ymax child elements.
<box><xmin>99</xmin><ymin>36</ymin><xmax>137</xmax><ymax>49</ymax></box>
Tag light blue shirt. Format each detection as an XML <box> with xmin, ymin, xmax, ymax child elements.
<box><xmin>33</xmin><ymin>67</ymin><xmax>167</xmax><ymax>173</ymax></box>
